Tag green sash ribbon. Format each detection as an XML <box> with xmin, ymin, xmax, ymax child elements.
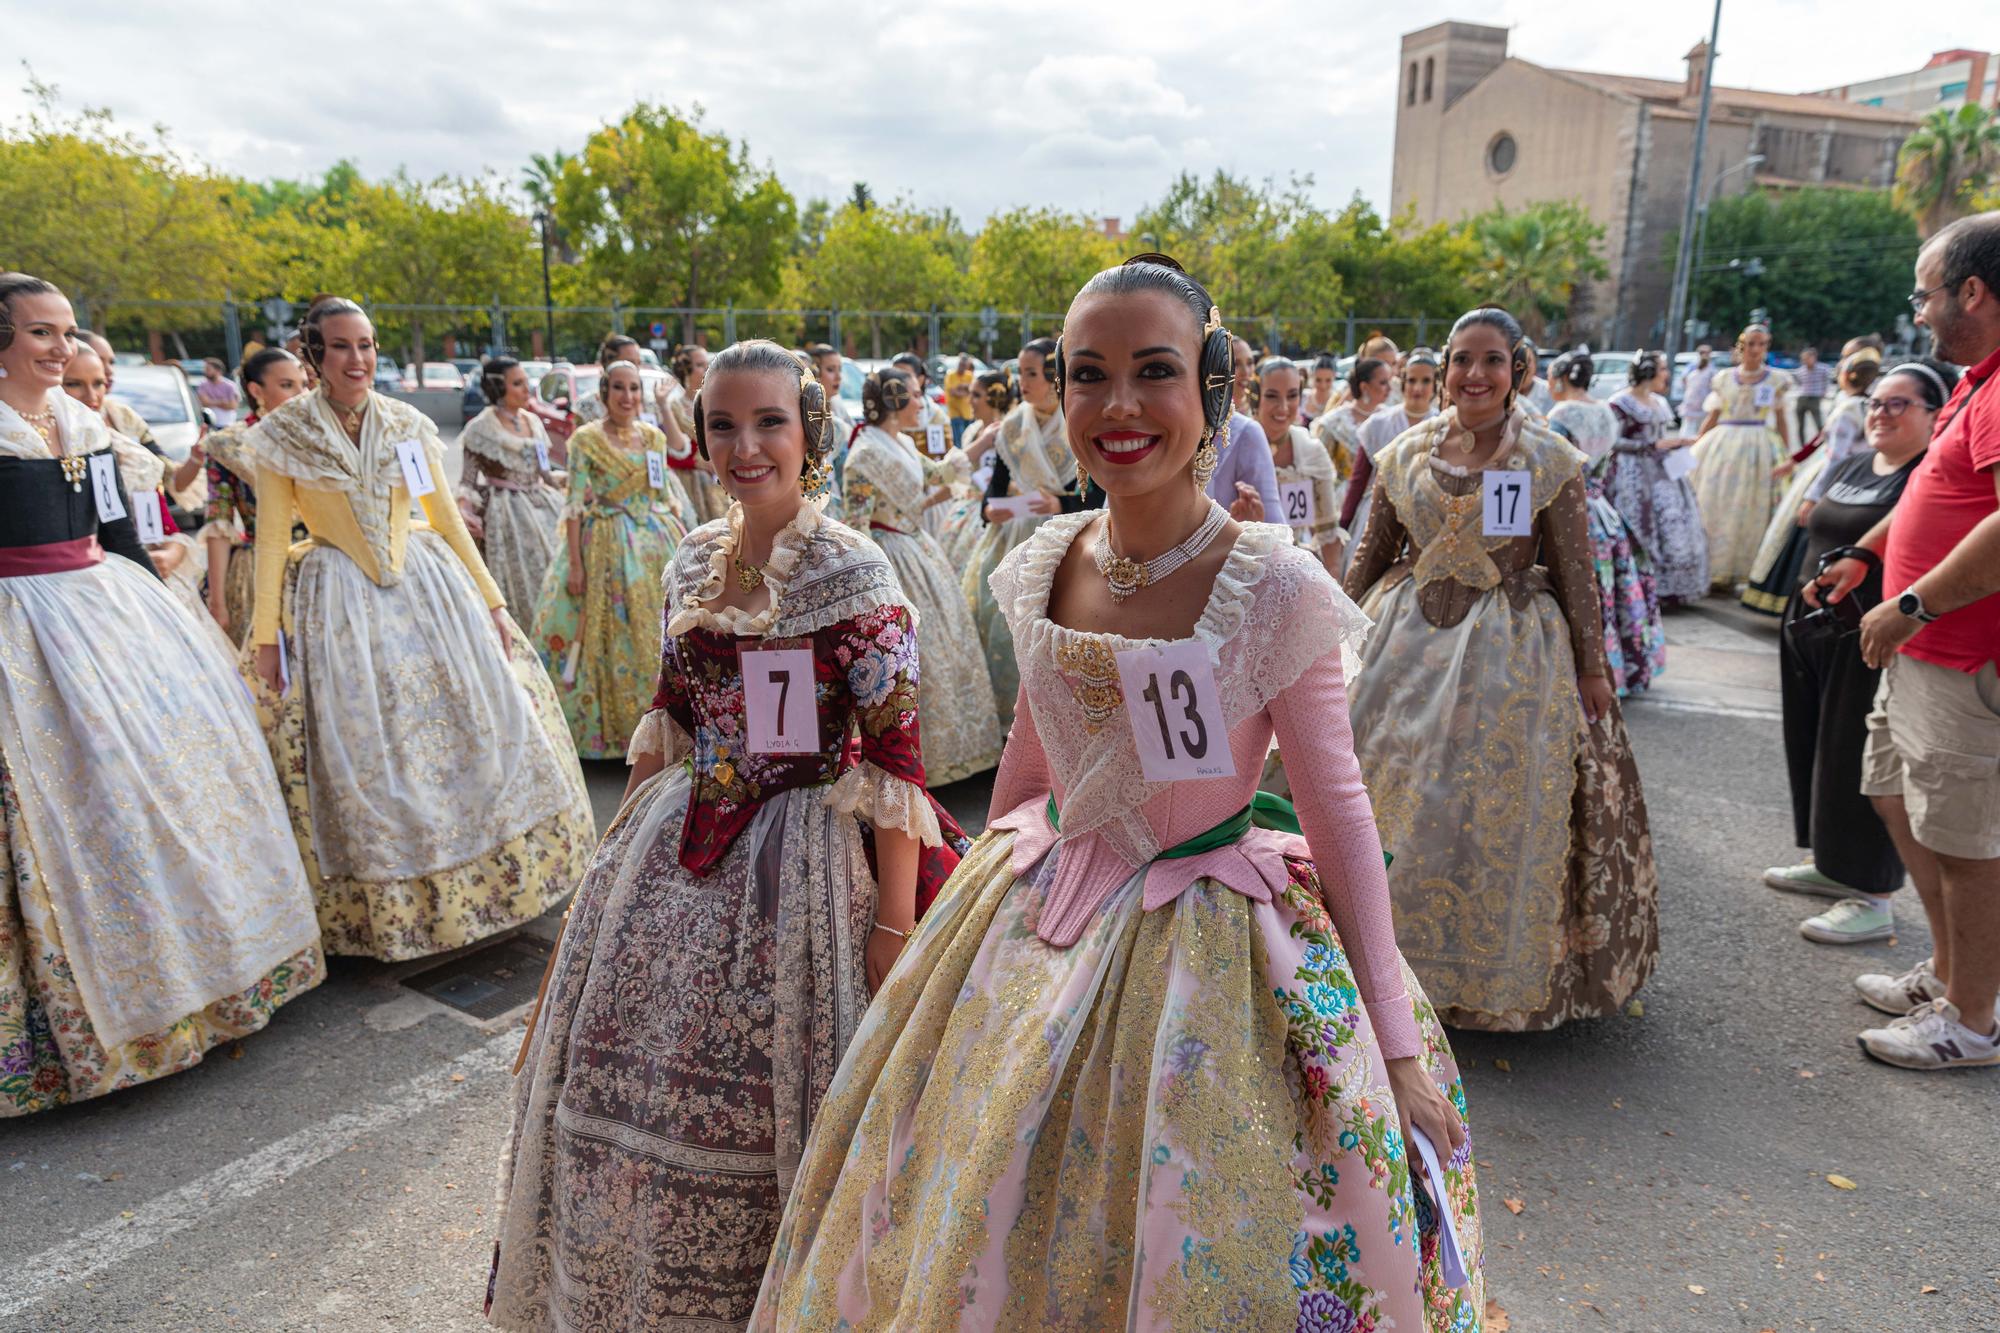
<box><xmin>1042</xmin><ymin>789</ymin><xmax>1391</xmax><ymax>868</ymax></box>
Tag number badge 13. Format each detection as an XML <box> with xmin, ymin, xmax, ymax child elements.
<box><xmin>1114</xmin><ymin>640</ymin><xmax>1235</xmax><ymax>782</ymax></box>
<box><xmin>739</xmin><ymin>644</ymin><xmax>817</xmax><ymax>755</ymax></box>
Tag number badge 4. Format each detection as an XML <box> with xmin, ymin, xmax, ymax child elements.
<box><xmin>1114</xmin><ymin>640</ymin><xmax>1235</xmax><ymax>782</ymax></box>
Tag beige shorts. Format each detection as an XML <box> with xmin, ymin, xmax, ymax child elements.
<box><xmin>1861</xmin><ymin>653</ymin><xmax>2000</xmax><ymax>860</ymax></box>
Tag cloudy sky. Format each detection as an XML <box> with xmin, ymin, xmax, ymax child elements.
<box><xmin>0</xmin><ymin>1</ymin><xmax>1979</xmax><ymax>225</ymax></box>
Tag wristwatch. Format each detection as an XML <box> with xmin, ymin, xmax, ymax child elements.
<box><xmin>1896</xmin><ymin>590</ymin><xmax>1940</xmax><ymax>624</ymax></box>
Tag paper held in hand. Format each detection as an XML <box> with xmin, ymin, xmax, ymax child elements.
<box><xmin>1114</xmin><ymin>640</ymin><xmax>1234</xmax><ymax>782</ymax></box>
<box><xmin>1409</xmin><ymin>1127</ymin><xmax>1471</xmax><ymax>1289</ymax></box>
<box><xmin>1661</xmin><ymin>447</ymin><xmax>1696</xmax><ymax>482</ymax></box>
<box><xmin>986</xmin><ymin>494</ymin><xmax>1037</xmax><ymax>521</ymax></box>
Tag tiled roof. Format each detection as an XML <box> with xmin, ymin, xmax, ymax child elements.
<box><xmin>1550</xmin><ymin>69</ymin><xmax>1920</xmax><ymax>125</ymax></box>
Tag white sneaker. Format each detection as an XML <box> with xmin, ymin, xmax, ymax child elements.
<box><xmin>1799</xmin><ymin>898</ymin><xmax>1895</xmax><ymax>945</ymax></box>
<box><xmin>1762</xmin><ymin>863</ymin><xmax>1855</xmax><ymax>900</ymax></box>
<box><xmin>1858</xmin><ymin>999</ymin><xmax>2000</xmax><ymax>1071</ymax></box>
<box><xmin>1854</xmin><ymin>957</ymin><xmax>1946</xmax><ymax>1016</ymax></box>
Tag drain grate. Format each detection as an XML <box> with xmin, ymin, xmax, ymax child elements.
<box><xmin>401</xmin><ymin>934</ymin><xmax>551</xmax><ymax>1020</ymax></box>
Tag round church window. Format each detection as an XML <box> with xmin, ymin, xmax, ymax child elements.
<box><xmin>1487</xmin><ymin>133</ymin><xmax>1518</xmax><ymax>176</ymax></box>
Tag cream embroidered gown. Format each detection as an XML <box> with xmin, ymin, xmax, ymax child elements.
<box><xmin>247</xmin><ymin>389</ymin><xmax>595</xmax><ymax>961</ymax></box>
<box><xmin>960</xmin><ymin>400</ymin><xmax>1073</xmax><ymax>727</ymax></box>
<box><xmin>1690</xmin><ymin>366</ymin><xmax>1794</xmax><ymax>589</ymax></box>
<box><xmin>845</xmin><ymin>424</ymin><xmax>1003</xmax><ymax>785</ymax></box>
<box><xmin>1272</xmin><ymin>424</ymin><xmax>1346</xmax><ymax>558</ymax></box>
<box><xmin>0</xmin><ymin>390</ymin><xmax>321</xmax><ymax>1115</ymax></box>
<box><xmin>459</xmin><ymin>406</ymin><xmax>565</xmax><ymax>615</ymax></box>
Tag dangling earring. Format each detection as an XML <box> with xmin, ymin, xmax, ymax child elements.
<box><xmin>1075</xmin><ymin>457</ymin><xmax>1091</xmax><ymax>492</ymax></box>
<box><xmin>801</xmin><ymin>452</ymin><xmax>829</xmax><ymax>495</ymax></box>
<box><xmin>1191</xmin><ymin>424</ymin><xmax>1221</xmax><ymax>488</ymax></box>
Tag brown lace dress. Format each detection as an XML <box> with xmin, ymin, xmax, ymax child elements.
<box><xmin>1343</xmin><ymin>406</ymin><xmax>1660</xmax><ymax>1031</ymax></box>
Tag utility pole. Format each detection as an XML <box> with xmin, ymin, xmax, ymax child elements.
<box><xmin>1663</xmin><ymin>0</ymin><xmax>1723</xmax><ymax>367</ymax></box>
<box><xmin>535</xmin><ymin>209</ymin><xmax>556</xmax><ymax>358</ymax></box>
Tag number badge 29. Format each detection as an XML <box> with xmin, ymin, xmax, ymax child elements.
<box><xmin>1114</xmin><ymin>640</ymin><xmax>1235</xmax><ymax>782</ymax></box>
<box><xmin>739</xmin><ymin>644</ymin><xmax>817</xmax><ymax>754</ymax></box>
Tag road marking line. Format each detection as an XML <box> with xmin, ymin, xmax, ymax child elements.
<box><xmin>0</xmin><ymin>1030</ymin><xmax>517</xmax><ymax>1320</ymax></box>
<box><xmin>1628</xmin><ymin>696</ymin><xmax>1781</xmax><ymax>722</ymax></box>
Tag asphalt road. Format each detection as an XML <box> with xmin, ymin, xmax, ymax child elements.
<box><xmin>2</xmin><ymin>526</ymin><xmax>1996</xmax><ymax>1329</ymax></box>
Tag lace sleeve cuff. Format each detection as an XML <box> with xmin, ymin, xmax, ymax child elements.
<box><xmin>826</xmin><ymin>762</ymin><xmax>944</xmax><ymax>846</ymax></box>
<box><xmin>625</xmin><ymin>708</ymin><xmax>691</xmax><ymax>765</ymax></box>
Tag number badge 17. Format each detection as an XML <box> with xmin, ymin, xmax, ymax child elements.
<box><xmin>1114</xmin><ymin>640</ymin><xmax>1235</xmax><ymax>782</ymax></box>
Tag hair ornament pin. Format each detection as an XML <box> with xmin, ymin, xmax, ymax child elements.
<box><xmin>1202</xmin><ymin>305</ymin><xmax>1223</xmax><ymax>338</ymax></box>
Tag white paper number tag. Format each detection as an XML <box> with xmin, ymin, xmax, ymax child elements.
<box><xmin>646</xmin><ymin>450</ymin><xmax>666</xmax><ymax>489</ymax></box>
<box><xmin>1661</xmin><ymin>447</ymin><xmax>1697</xmax><ymax>482</ymax></box>
<box><xmin>925</xmin><ymin>422</ymin><xmax>947</xmax><ymax>456</ymax></box>
<box><xmin>1115</xmin><ymin>640</ymin><xmax>1235</xmax><ymax>782</ymax></box>
<box><xmin>1753</xmin><ymin>381</ymin><xmax>1776</xmax><ymax>409</ymax></box>
<box><xmin>1481</xmin><ymin>469</ymin><xmax>1532</xmax><ymax>537</ymax></box>
<box><xmin>987</xmin><ymin>494</ymin><xmax>1036</xmax><ymax>521</ymax></box>
<box><xmin>133</xmin><ymin>493</ymin><xmax>165</xmax><ymax>544</ymax></box>
<box><xmin>742</xmin><ymin>647</ymin><xmax>817</xmax><ymax>754</ymax></box>
<box><xmin>1409</xmin><ymin>1127</ymin><xmax>1470</xmax><ymax>1290</ymax></box>
<box><xmin>1278</xmin><ymin>480</ymin><xmax>1315</xmax><ymax>529</ymax></box>
<box><xmin>394</xmin><ymin>439</ymin><xmax>436</xmax><ymax>497</ymax></box>
<box><xmin>88</xmin><ymin>453</ymin><xmax>126</xmax><ymax>523</ymax></box>
<box><xmin>534</xmin><ymin>438</ymin><xmax>551</xmax><ymax>472</ymax></box>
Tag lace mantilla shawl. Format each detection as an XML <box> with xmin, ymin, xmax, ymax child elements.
<box><xmin>1377</xmin><ymin>406</ymin><xmax>1584</xmax><ymax>593</ymax></box>
<box><xmin>0</xmin><ymin>389</ymin><xmax>109</xmax><ymax>460</ymax></box>
<box><xmin>994</xmin><ymin>400</ymin><xmax>1073</xmax><ymax>496</ymax></box>
<box><xmin>459</xmin><ymin>406</ymin><xmax>547</xmax><ymax>475</ymax></box>
<box><xmin>988</xmin><ymin>511</ymin><xmax>1371</xmax><ymax>870</ymax></box>
<box><xmin>664</xmin><ymin>498</ymin><xmax>914</xmax><ymax>641</ymax></box>
<box><xmin>202</xmin><ymin>421</ymin><xmax>258</xmax><ymax>478</ymax></box>
<box><xmin>248</xmin><ymin>388</ymin><xmax>441</xmax><ymax>586</ymax></box>
<box><xmin>847</xmin><ymin>425</ymin><xmax>966</xmax><ymax>526</ymax></box>
<box><xmin>1277</xmin><ymin>425</ymin><xmax>1337</xmax><ymax>484</ymax></box>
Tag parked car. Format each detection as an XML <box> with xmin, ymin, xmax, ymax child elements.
<box><xmin>374</xmin><ymin>360</ymin><xmax>403</xmax><ymax>392</ymax></box>
<box><xmin>461</xmin><ymin>377</ymin><xmax>488</xmax><ymax>425</ymax></box>
<box><xmin>1584</xmin><ymin>351</ymin><xmax>1638</xmax><ymax>402</ymax></box>
<box><xmin>110</xmin><ymin>363</ymin><xmax>202</xmax><ymax>462</ymax></box>
<box><xmin>451</xmin><ymin>356</ymin><xmax>483</xmax><ymax>380</ymax></box>
<box><xmin>401</xmin><ymin>362</ymin><xmax>465</xmax><ymax>391</ymax></box>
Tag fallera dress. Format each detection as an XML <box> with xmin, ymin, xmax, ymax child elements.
<box><xmin>1272</xmin><ymin>424</ymin><xmax>1346</xmax><ymax>559</ymax></box>
<box><xmin>1741</xmin><ymin>392</ymin><xmax>1867</xmax><ymax>616</ymax></box>
<box><xmin>460</xmin><ymin>406</ymin><xmax>565</xmax><ymax>616</ymax></box>
<box><xmin>1603</xmin><ymin>390</ymin><xmax>1709</xmax><ymax>603</ymax></box>
<box><xmin>1549</xmin><ymin>399</ymin><xmax>1665</xmax><ymax>696</ymax></box>
<box><xmin>247</xmin><ymin>389</ymin><xmax>595</xmax><ymax>961</ymax></box>
<box><xmin>0</xmin><ymin>390</ymin><xmax>322</xmax><ymax>1116</ymax></box>
<box><xmin>203</xmin><ymin>419</ymin><xmax>268</xmax><ymax>643</ymax></box>
<box><xmin>961</xmin><ymin>401</ymin><xmax>1073</xmax><ymax>728</ymax></box>
<box><xmin>669</xmin><ymin>387</ymin><xmax>732</xmax><ymax>528</ymax></box>
<box><xmin>753</xmin><ymin>511</ymin><xmax>1485</xmax><ymax>1333</ymax></box>
<box><xmin>530</xmin><ymin>419</ymin><xmax>691</xmax><ymax>758</ymax></box>
<box><xmin>489</xmin><ymin>499</ymin><xmax>967</xmax><ymax>1332</ymax></box>
<box><xmin>846</xmin><ymin>424</ymin><xmax>1003</xmax><ymax>785</ymax></box>
<box><xmin>1690</xmin><ymin>366</ymin><xmax>1794</xmax><ymax>590</ymax></box>
<box><xmin>1344</xmin><ymin>407</ymin><xmax>1660</xmax><ymax>1031</ymax></box>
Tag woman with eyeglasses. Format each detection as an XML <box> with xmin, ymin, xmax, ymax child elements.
<box><xmin>1763</xmin><ymin>359</ymin><xmax>1958</xmax><ymax>944</ymax></box>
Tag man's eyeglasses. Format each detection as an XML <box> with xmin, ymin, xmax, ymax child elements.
<box><xmin>1908</xmin><ymin>277</ymin><xmax>1960</xmax><ymax>314</ymax></box>
<box><xmin>1865</xmin><ymin>395</ymin><xmax>1920</xmax><ymax>418</ymax></box>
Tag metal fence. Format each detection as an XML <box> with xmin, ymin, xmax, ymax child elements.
<box><xmin>70</xmin><ymin>293</ymin><xmax>1455</xmax><ymax>372</ymax></box>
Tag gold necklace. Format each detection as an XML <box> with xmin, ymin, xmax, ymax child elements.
<box><xmin>733</xmin><ymin>556</ymin><xmax>765</xmax><ymax>591</ymax></box>
<box><xmin>331</xmin><ymin>396</ymin><xmax>368</xmax><ymax>431</ymax></box>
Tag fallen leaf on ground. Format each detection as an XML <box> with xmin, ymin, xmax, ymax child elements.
<box><xmin>1626</xmin><ymin>999</ymin><xmax>1644</xmax><ymax>1017</ymax></box>
<box><xmin>1687</xmin><ymin>1284</ymin><xmax>1706</xmax><ymax>1295</ymax></box>
<box><xmin>449</xmin><ymin>1073</ymin><xmax>466</xmax><ymax>1084</ymax></box>
<box><xmin>1503</xmin><ymin>1197</ymin><xmax>1525</xmax><ymax>1215</ymax></box>
<box><xmin>1826</xmin><ymin>1174</ymin><xmax>1858</xmax><ymax>1191</ymax></box>
<box><xmin>1797</xmin><ymin>1069</ymin><xmax>1815</xmax><ymax>1078</ymax></box>
<box><xmin>228</xmin><ymin>1045</ymin><xmax>245</xmax><ymax>1060</ymax></box>
<box><xmin>1484</xmin><ymin>1299</ymin><xmax>1511</xmax><ymax>1331</ymax></box>
<box><xmin>1922</xmin><ymin>1286</ymin><xmax>1938</xmax><ymax>1295</ymax></box>
<box><xmin>1494</xmin><ymin>1058</ymin><xmax>1511</xmax><ymax>1072</ymax></box>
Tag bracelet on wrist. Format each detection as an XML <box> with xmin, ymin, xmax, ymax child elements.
<box><xmin>871</xmin><ymin>921</ymin><xmax>909</xmax><ymax>940</ymax></box>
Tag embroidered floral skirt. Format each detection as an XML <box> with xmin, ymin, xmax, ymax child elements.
<box><xmin>686</xmin><ymin>467</ymin><xmax>732</xmax><ymax>528</ymax></box>
<box><xmin>872</xmin><ymin>528</ymin><xmax>1002</xmax><ymax>785</ymax></box>
<box><xmin>961</xmin><ymin>511</ymin><xmax>1049</xmax><ymax>729</ymax></box>
<box><xmin>0</xmin><ymin>559</ymin><xmax>323</xmax><ymax>1115</ymax></box>
<box><xmin>256</xmin><ymin>533</ymin><xmax>595</xmax><ymax>961</ymax></box>
<box><xmin>1599</xmin><ymin>445</ymin><xmax>1709</xmax><ymax>604</ymax></box>
<box><xmin>1689</xmin><ymin>423</ymin><xmax>1784</xmax><ymax>590</ymax></box>
<box><xmin>490</xmin><ymin>769</ymin><xmax>878</xmax><ymax>1332</ymax></box>
<box><xmin>531</xmin><ymin>506</ymin><xmax>682</xmax><ymax>758</ymax></box>
<box><xmin>1587</xmin><ymin>491</ymin><xmax>1665</xmax><ymax>696</ymax></box>
<box><xmin>751</xmin><ymin>831</ymin><xmax>1486</xmax><ymax>1332</ymax></box>
<box><xmin>1351</xmin><ymin>579</ymin><xmax>1659</xmax><ymax>1031</ymax></box>
<box><xmin>482</xmin><ymin>484</ymin><xmax>565</xmax><ymax>617</ymax></box>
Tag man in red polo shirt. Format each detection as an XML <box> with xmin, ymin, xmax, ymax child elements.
<box><xmin>1812</xmin><ymin>211</ymin><xmax>2000</xmax><ymax>1071</ymax></box>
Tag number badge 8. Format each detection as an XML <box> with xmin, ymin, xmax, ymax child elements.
<box><xmin>1114</xmin><ymin>640</ymin><xmax>1235</xmax><ymax>782</ymax></box>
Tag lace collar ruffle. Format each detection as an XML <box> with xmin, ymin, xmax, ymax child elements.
<box><xmin>0</xmin><ymin>388</ymin><xmax>107</xmax><ymax>461</ymax></box>
<box><xmin>667</xmin><ymin>497</ymin><xmax>826</xmax><ymax>638</ymax></box>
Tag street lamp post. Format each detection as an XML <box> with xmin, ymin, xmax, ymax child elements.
<box><xmin>1663</xmin><ymin>0</ymin><xmax>1724</xmax><ymax>368</ymax></box>
<box><xmin>534</xmin><ymin>208</ymin><xmax>556</xmax><ymax>359</ymax></box>
<box><xmin>1687</xmin><ymin>153</ymin><xmax>1765</xmax><ymax>335</ymax></box>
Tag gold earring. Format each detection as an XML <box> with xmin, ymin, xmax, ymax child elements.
<box><xmin>1075</xmin><ymin>458</ymin><xmax>1091</xmax><ymax>492</ymax></box>
<box><xmin>1191</xmin><ymin>431</ymin><xmax>1220</xmax><ymax>487</ymax></box>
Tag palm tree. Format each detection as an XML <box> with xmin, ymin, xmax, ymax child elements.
<box><xmin>1472</xmin><ymin>201</ymin><xmax>1607</xmax><ymax>341</ymax></box>
<box><xmin>1894</xmin><ymin>104</ymin><xmax>2000</xmax><ymax>238</ymax></box>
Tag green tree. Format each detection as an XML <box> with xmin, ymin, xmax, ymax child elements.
<box><xmin>1468</xmin><ymin>200</ymin><xmax>1608</xmax><ymax>341</ymax></box>
<box><xmin>789</xmin><ymin>199</ymin><xmax>963</xmax><ymax>354</ymax></box>
<box><xmin>1690</xmin><ymin>187</ymin><xmax>1917</xmax><ymax>350</ymax></box>
<box><xmin>1894</xmin><ymin>104</ymin><xmax>2000</xmax><ymax>237</ymax></box>
<box><xmin>554</xmin><ymin>104</ymin><xmax>795</xmax><ymax>338</ymax></box>
<box><xmin>964</xmin><ymin>207</ymin><xmax>1118</xmax><ymax>315</ymax></box>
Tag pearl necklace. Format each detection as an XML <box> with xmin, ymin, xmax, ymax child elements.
<box><xmin>1093</xmin><ymin>500</ymin><xmax>1228</xmax><ymax>603</ymax></box>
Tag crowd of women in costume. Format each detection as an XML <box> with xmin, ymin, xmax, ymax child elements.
<box><xmin>2</xmin><ymin>244</ymin><xmax>1927</xmax><ymax>1330</ymax></box>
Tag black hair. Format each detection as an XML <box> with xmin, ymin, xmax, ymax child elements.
<box><xmin>1878</xmin><ymin>356</ymin><xmax>1961</xmax><ymax>412</ymax></box>
<box><xmin>1628</xmin><ymin>350</ymin><xmax>1664</xmax><ymax>387</ymax></box>
<box><xmin>806</xmin><ymin>342</ymin><xmax>839</xmax><ymax>362</ymax></box>
<box><xmin>670</xmin><ymin>344</ymin><xmax>703</xmax><ymax>382</ymax></box>
<box><xmin>0</xmin><ymin>272</ymin><xmax>61</xmax><ymax>352</ymax></box>
<box><xmin>299</xmin><ymin>296</ymin><xmax>368</xmax><ymax>373</ymax></box>
<box><xmin>1310</xmin><ymin>352</ymin><xmax>1339</xmax><ymax>374</ymax></box>
<box><xmin>1927</xmin><ymin>211</ymin><xmax>2000</xmax><ymax>295</ymax></box>
<box><xmin>1347</xmin><ymin>357</ymin><xmax>1387</xmax><ymax>396</ymax></box>
<box><xmin>596</xmin><ymin>333</ymin><xmax>640</xmax><ymax>368</ymax></box>
<box><xmin>1257</xmin><ymin>355</ymin><xmax>1299</xmax><ymax>380</ymax></box>
<box><xmin>861</xmin><ymin>367</ymin><xmax>914</xmax><ymax>424</ymax></box>
<box><xmin>1020</xmin><ymin>336</ymin><xmax>1058</xmax><ymax>364</ymax></box>
<box><xmin>891</xmin><ymin>351</ymin><xmax>928</xmax><ymax>383</ymax></box>
<box><xmin>1057</xmin><ymin>253</ymin><xmax>1234</xmax><ymax>441</ymax></box>
<box><xmin>480</xmin><ymin>354</ymin><xmax>522</xmax><ymax>404</ymax></box>
<box><xmin>690</xmin><ymin>339</ymin><xmax>834</xmax><ymax>473</ymax></box>
<box><xmin>240</xmin><ymin>346</ymin><xmax>301</xmax><ymax>412</ymax></box>
<box><xmin>1546</xmin><ymin>348</ymin><xmax>1595</xmax><ymax>390</ymax></box>
<box><xmin>1444</xmin><ymin>306</ymin><xmax>1532</xmax><ymax>401</ymax></box>
<box><xmin>975</xmin><ymin>369</ymin><xmax>1013</xmax><ymax>411</ymax></box>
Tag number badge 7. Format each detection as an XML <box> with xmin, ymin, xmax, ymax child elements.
<box><xmin>1114</xmin><ymin>640</ymin><xmax>1235</xmax><ymax>782</ymax></box>
<box><xmin>740</xmin><ymin>646</ymin><xmax>817</xmax><ymax>754</ymax></box>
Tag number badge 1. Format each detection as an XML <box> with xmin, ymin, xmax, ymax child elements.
<box><xmin>1114</xmin><ymin>640</ymin><xmax>1235</xmax><ymax>782</ymax></box>
<box><xmin>740</xmin><ymin>646</ymin><xmax>817</xmax><ymax>755</ymax></box>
